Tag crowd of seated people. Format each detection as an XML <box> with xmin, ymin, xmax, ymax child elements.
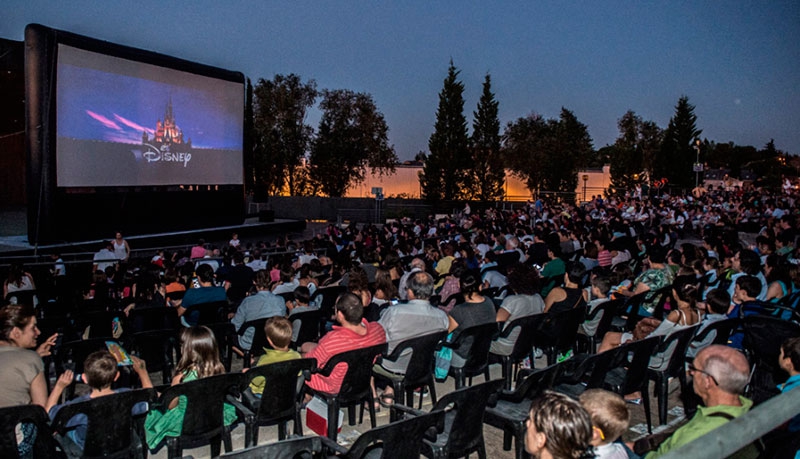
<box><xmin>1</xmin><ymin>183</ymin><xmax>799</xmax><ymax>457</ymax></box>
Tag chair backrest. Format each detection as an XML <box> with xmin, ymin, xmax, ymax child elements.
<box><xmin>385</xmin><ymin>330</ymin><xmax>448</xmax><ymax>388</ymax></box>
<box><xmin>450</xmin><ymin>322</ymin><xmax>499</xmax><ymax>375</ymax></box>
<box><xmin>220</xmin><ymin>436</ymin><xmax>323</xmax><ymax>459</ymax></box>
<box><xmin>238</xmin><ymin>318</ymin><xmax>270</xmax><ymax>361</ymax></box>
<box><xmin>0</xmin><ymin>404</ymin><xmax>55</xmax><ymax>459</ymax></box>
<box><xmin>75</xmin><ymin>310</ymin><xmax>119</xmax><ymax>339</ymax></box>
<box><xmin>51</xmin><ymin>388</ymin><xmax>156</xmax><ymax>459</ymax></box>
<box><xmin>242</xmin><ymin>358</ymin><xmax>316</xmax><ymax>424</ymax></box>
<box><xmin>584</xmin><ymin>336</ymin><xmax>661</xmax><ymax>394</ymax></box>
<box><xmin>588</xmin><ymin>298</ymin><xmax>625</xmax><ymax>341</ymax></box>
<box><xmin>622</xmin><ymin>291</ymin><xmax>650</xmax><ymax>330</ymax></box>
<box><xmin>184</xmin><ymin>300</ymin><xmax>229</xmax><ymax>325</ymax></box>
<box><xmin>692</xmin><ymin>318</ymin><xmax>740</xmax><ymax>348</ymax></box>
<box><xmin>535</xmin><ymin>306</ymin><xmax>586</xmax><ymax>352</ymax></box>
<box><xmin>131</xmin><ymin>329</ymin><xmax>179</xmax><ymax>383</ymax></box>
<box><xmin>780</xmin><ymin>289</ymin><xmax>800</xmax><ymax>311</ymax></box>
<box><xmin>205</xmin><ymin>321</ymin><xmax>237</xmax><ymax>372</ymax></box>
<box><xmin>290</xmin><ymin>309</ymin><xmax>322</xmax><ymax>347</ymax></box>
<box><xmin>502</xmin><ymin>313</ymin><xmax>548</xmax><ymax>361</ymax></box>
<box><xmin>57</xmin><ymin>338</ymin><xmax>119</xmax><ymax>377</ymax></box>
<box><xmin>318</xmin><ymin>343</ymin><xmax>387</xmax><ymax>401</ymax></box>
<box><xmin>512</xmin><ymin>362</ymin><xmax>565</xmax><ymax>400</ymax></box>
<box><xmin>127</xmin><ymin>307</ymin><xmax>179</xmax><ymax>333</ymax></box>
<box><xmin>648</xmin><ymin>286</ymin><xmax>672</xmax><ymax>320</ymax></box>
<box><xmin>346</xmin><ymin>409</ymin><xmax>446</xmax><ymax>459</ymax></box>
<box><xmin>4</xmin><ymin>290</ymin><xmax>37</xmax><ymax>307</ymax></box>
<box><xmin>431</xmin><ymin>379</ymin><xmax>505</xmax><ymax>457</ymax></box>
<box><xmin>161</xmin><ymin>372</ymin><xmax>242</xmax><ymax>441</ymax></box>
<box><xmin>655</xmin><ymin>325</ymin><xmax>700</xmax><ymax>376</ymax></box>
<box><xmin>741</xmin><ymin>315</ymin><xmax>800</xmax><ymax>373</ymax></box>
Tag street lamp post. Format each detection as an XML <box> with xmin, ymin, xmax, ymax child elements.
<box><xmin>693</xmin><ymin>139</ymin><xmax>702</xmax><ymax>188</ymax></box>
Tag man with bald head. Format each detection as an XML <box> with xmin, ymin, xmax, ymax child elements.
<box><xmin>646</xmin><ymin>345</ymin><xmax>757</xmax><ymax>458</ymax></box>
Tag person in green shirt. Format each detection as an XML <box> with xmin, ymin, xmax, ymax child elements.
<box><xmin>645</xmin><ymin>345</ymin><xmax>758</xmax><ymax>459</ymax></box>
<box><xmin>540</xmin><ymin>244</ymin><xmax>566</xmax><ymax>297</ymax></box>
<box><xmin>247</xmin><ymin>317</ymin><xmax>302</xmax><ymax>396</ymax></box>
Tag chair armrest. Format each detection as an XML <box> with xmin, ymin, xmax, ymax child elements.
<box><xmin>319</xmin><ymin>435</ymin><xmax>348</xmax><ymax>455</ymax></box>
<box><xmin>390</xmin><ymin>403</ymin><xmax>427</xmax><ymax>419</ymax></box>
<box><xmin>225</xmin><ymin>394</ymin><xmax>254</xmax><ymax>422</ymax></box>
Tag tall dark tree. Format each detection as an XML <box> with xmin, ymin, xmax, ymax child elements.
<box><xmin>503</xmin><ymin>109</ymin><xmax>593</xmax><ymax>197</ymax></box>
<box><xmin>252</xmin><ymin>74</ymin><xmax>317</xmax><ymax>195</ymax></box>
<box><xmin>502</xmin><ymin>113</ymin><xmax>552</xmax><ymax>194</ymax></box>
<box><xmin>421</xmin><ymin>60</ymin><xmax>470</xmax><ymax>201</ymax></box>
<box><xmin>470</xmin><ymin>74</ymin><xmax>504</xmax><ymax>201</ymax></box>
<box><xmin>610</xmin><ymin>110</ymin><xmax>663</xmax><ymax>191</ymax></box>
<box><xmin>654</xmin><ymin>96</ymin><xmax>701</xmax><ymax>188</ymax></box>
<box><xmin>309</xmin><ymin>89</ymin><xmax>397</xmax><ymax>197</ymax></box>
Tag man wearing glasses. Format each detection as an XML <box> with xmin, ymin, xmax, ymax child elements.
<box><xmin>645</xmin><ymin>345</ymin><xmax>757</xmax><ymax>458</ymax></box>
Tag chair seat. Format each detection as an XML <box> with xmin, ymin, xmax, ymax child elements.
<box><xmin>485</xmin><ymin>398</ymin><xmax>533</xmax><ymax>424</ymax></box>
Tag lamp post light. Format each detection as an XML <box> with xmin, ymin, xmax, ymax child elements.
<box><xmin>693</xmin><ymin>139</ymin><xmax>702</xmax><ymax>188</ymax></box>
<box><xmin>582</xmin><ymin>174</ymin><xmax>589</xmax><ymax>203</ymax></box>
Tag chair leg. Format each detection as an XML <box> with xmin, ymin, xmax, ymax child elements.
<box><xmin>244</xmin><ymin>420</ymin><xmax>254</xmax><ymax>448</ymax></box>
<box><xmin>503</xmin><ymin>358</ymin><xmax>512</xmax><ymax>390</ymax></box>
<box><xmin>477</xmin><ymin>442</ymin><xmax>487</xmax><ymax>459</ymax></box>
<box><xmin>658</xmin><ymin>375</ymin><xmax>668</xmax><ymax>425</ymax></box>
<box><xmin>166</xmin><ymin>438</ymin><xmax>181</xmax><ymax>459</ymax></box>
<box><xmin>294</xmin><ymin>407</ymin><xmax>304</xmax><ymax>437</ymax></box>
<box><xmin>222</xmin><ymin>430</ymin><xmax>233</xmax><ymax>453</ymax></box>
<box><xmin>327</xmin><ymin>397</ymin><xmax>340</xmax><ymax>442</ymax></box>
<box><xmin>428</xmin><ymin>378</ymin><xmax>438</xmax><ymax>407</ymax></box>
<box><xmin>209</xmin><ymin>434</ymin><xmax>222</xmax><ymax>458</ymax></box>
<box><xmin>278</xmin><ymin>421</ymin><xmax>287</xmax><ymax>440</ymax></box>
<box><xmin>642</xmin><ymin>385</ymin><xmax>653</xmax><ymax>434</ymax></box>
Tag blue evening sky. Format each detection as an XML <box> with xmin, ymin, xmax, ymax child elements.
<box><xmin>3</xmin><ymin>1</ymin><xmax>798</xmax><ymax>160</ymax></box>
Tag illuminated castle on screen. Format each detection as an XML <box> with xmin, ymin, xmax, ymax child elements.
<box><xmin>142</xmin><ymin>98</ymin><xmax>192</xmax><ymax>148</ymax></box>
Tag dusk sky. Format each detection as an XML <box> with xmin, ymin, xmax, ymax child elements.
<box><xmin>3</xmin><ymin>1</ymin><xmax>799</xmax><ymax>160</ymax></box>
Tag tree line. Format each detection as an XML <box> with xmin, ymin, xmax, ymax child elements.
<box><xmin>247</xmin><ymin>65</ymin><xmax>792</xmax><ymax>200</ymax></box>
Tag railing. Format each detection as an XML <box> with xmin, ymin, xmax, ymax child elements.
<box><xmin>659</xmin><ymin>385</ymin><xmax>800</xmax><ymax>459</ymax></box>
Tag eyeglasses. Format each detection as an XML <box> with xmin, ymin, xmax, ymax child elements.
<box><xmin>688</xmin><ymin>363</ymin><xmax>719</xmax><ymax>386</ymax></box>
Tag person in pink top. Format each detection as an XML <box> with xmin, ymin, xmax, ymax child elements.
<box><xmin>303</xmin><ymin>292</ymin><xmax>386</xmax><ymax>395</ymax></box>
<box><xmin>190</xmin><ymin>239</ymin><xmax>207</xmax><ymax>260</ymax></box>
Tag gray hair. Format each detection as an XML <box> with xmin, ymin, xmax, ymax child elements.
<box><xmin>407</xmin><ymin>271</ymin><xmax>434</xmax><ymax>300</ymax></box>
<box><xmin>704</xmin><ymin>354</ymin><xmax>750</xmax><ymax>395</ymax></box>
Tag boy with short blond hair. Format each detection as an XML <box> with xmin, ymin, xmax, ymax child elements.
<box><xmin>248</xmin><ymin>316</ymin><xmax>301</xmax><ymax>396</ymax></box>
<box><xmin>579</xmin><ymin>389</ymin><xmax>631</xmax><ymax>459</ymax></box>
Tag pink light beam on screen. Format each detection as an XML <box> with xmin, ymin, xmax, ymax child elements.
<box><xmin>86</xmin><ymin>110</ymin><xmax>122</xmax><ymax>130</ymax></box>
<box><xmin>113</xmin><ymin>114</ymin><xmax>155</xmax><ymax>135</ymax></box>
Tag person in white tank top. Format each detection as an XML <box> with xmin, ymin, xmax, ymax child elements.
<box><xmin>113</xmin><ymin>232</ymin><xmax>130</xmax><ymax>262</ymax></box>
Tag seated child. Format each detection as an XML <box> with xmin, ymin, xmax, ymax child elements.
<box><xmin>287</xmin><ymin>286</ymin><xmax>317</xmax><ymax>344</ymax></box>
<box><xmin>579</xmin><ymin>389</ymin><xmax>631</xmax><ymax>459</ymax></box>
<box><xmin>144</xmin><ymin>326</ymin><xmax>237</xmax><ymax>451</ymax></box>
<box><xmin>581</xmin><ymin>276</ymin><xmax>612</xmax><ymax>337</ymax></box>
<box><xmin>46</xmin><ymin>351</ymin><xmax>153</xmax><ymax>454</ymax></box>
<box><xmin>778</xmin><ymin>337</ymin><xmax>800</xmax><ymax>433</ymax></box>
<box><xmin>247</xmin><ymin>317</ymin><xmax>302</xmax><ymax>398</ymax></box>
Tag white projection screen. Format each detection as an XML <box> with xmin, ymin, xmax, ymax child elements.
<box><xmin>56</xmin><ymin>44</ymin><xmax>244</xmax><ymax>187</ymax></box>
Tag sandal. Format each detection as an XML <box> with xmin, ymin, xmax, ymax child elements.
<box><xmin>379</xmin><ymin>393</ymin><xmax>395</xmax><ymax>408</ymax></box>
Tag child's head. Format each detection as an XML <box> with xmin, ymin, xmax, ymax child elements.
<box><xmin>704</xmin><ymin>288</ymin><xmax>731</xmax><ymax>314</ymax></box>
<box><xmin>579</xmin><ymin>389</ymin><xmax>629</xmax><ymax>446</ymax></box>
<box><xmin>83</xmin><ymin>350</ymin><xmax>119</xmax><ymax>390</ymax></box>
<box><xmin>780</xmin><ymin>337</ymin><xmax>800</xmax><ymax>375</ymax></box>
<box><xmin>590</xmin><ymin>276</ymin><xmax>611</xmax><ymax>297</ymax></box>
<box><xmin>293</xmin><ymin>286</ymin><xmax>311</xmax><ymax>306</ymax></box>
<box><xmin>265</xmin><ymin>316</ymin><xmax>293</xmax><ymax>350</ymax></box>
<box><xmin>177</xmin><ymin>326</ymin><xmax>224</xmax><ymax>378</ymax></box>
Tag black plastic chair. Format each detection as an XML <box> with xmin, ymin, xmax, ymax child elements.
<box><xmin>236</xmin><ymin>318</ymin><xmax>270</xmax><ymax>368</ymax></box>
<box><xmin>491</xmin><ymin>313</ymin><xmax>548</xmax><ymax>390</ymax></box>
<box><xmin>0</xmin><ymin>404</ymin><xmax>57</xmax><ymax>459</ymax></box>
<box><xmin>688</xmin><ymin>318</ymin><xmax>740</xmax><ymax>358</ymax></box>
<box><xmin>74</xmin><ymin>310</ymin><xmax>120</xmax><ymax>339</ymax></box>
<box><xmin>741</xmin><ymin>315</ymin><xmax>800</xmax><ymax>404</ymax></box>
<box><xmin>442</xmin><ymin>322</ymin><xmax>498</xmax><ymax>389</ymax></box>
<box><xmin>576</xmin><ymin>298</ymin><xmax>624</xmax><ymax>354</ymax></box>
<box><xmin>155</xmin><ymin>372</ymin><xmax>242</xmax><ymax>458</ymax></box>
<box><xmin>321</xmin><ymin>409</ymin><xmax>446</xmax><ymax>459</ymax></box>
<box><xmin>51</xmin><ymin>387</ymin><xmax>156</xmax><ymax>459</ymax></box>
<box><xmin>131</xmin><ymin>329</ymin><xmax>179</xmax><ymax>385</ymax></box>
<box><xmin>4</xmin><ymin>289</ymin><xmax>38</xmax><ymax>307</ymax></box>
<box><xmin>557</xmin><ymin>336</ymin><xmax>661</xmax><ymax>434</ymax></box>
<box><xmin>56</xmin><ymin>338</ymin><xmax>127</xmax><ymax>400</ymax></box>
<box><xmin>311</xmin><ymin>286</ymin><xmax>347</xmax><ymax>337</ymax></box>
<box><xmin>534</xmin><ymin>306</ymin><xmax>586</xmax><ymax>365</ymax></box>
<box><xmin>126</xmin><ymin>307</ymin><xmax>180</xmax><ymax>334</ymax></box>
<box><xmin>483</xmin><ymin>363</ymin><xmax>565</xmax><ymax>459</ymax></box>
<box><xmin>290</xmin><ymin>308</ymin><xmax>322</xmax><ymax>348</ymax></box>
<box><xmin>206</xmin><ymin>321</ymin><xmax>237</xmax><ymax>372</ymax></box>
<box><xmin>393</xmin><ymin>379</ymin><xmax>505</xmax><ymax>459</ymax></box>
<box><xmin>374</xmin><ymin>330</ymin><xmax>448</xmax><ymax>420</ymax></box>
<box><xmin>220</xmin><ymin>436</ymin><xmax>324</xmax><ymax>459</ymax></box>
<box><xmin>647</xmin><ymin>325</ymin><xmax>700</xmax><ymax>425</ymax></box>
<box><xmin>613</xmin><ymin>291</ymin><xmax>649</xmax><ymax>332</ymax></box>
<box><xmin>304</xmin><ymin>343</ymin><xmax>387</xmax><ymax>442</ymax></box>
<box><xmin>182</xmin><ymin>300</ymin><xmax>229</xmax><ymax>326</ymax></box>
<box><xmin>230</xmin><ymin>358</ymin><xmax>316</xmax><ymax>448</ymax></box>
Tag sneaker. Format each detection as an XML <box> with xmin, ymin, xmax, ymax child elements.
<box><xmin>414</xmin><ymin>387</ymin><xmax>429</xmax><ymax>397</ymax></box>
<box><xmin>533</xmin><ymin>348</ymin><xmax>544</xmax><ymax>359</ymax></box>
<box><xmin>556</xmin><ymin>349</ymin><xmax>574</xmax><ymax>363</ymax></box>
<box><xmin>521</xmin><ymin>357</ymin><xmax>532</xmax><ymax>370</ymax></box>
